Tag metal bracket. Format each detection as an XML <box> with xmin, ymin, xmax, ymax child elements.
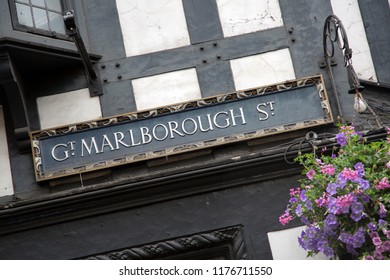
<box><xmin>318</xmin><ymin>58</ymin><xmax>337</xmax><ymax>69</ymax></box>
<box><xmin>63</xmin><ymin>10</ymin><xmax>103</xmax><ymax>97</ymax></box>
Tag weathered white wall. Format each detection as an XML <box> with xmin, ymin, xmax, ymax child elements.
<box><xmin>330</xmin><ymin>0</ymin><xmax>377</xmax><ymax>82</ymax></box>
<box><xmin>0</xmin><ymin>106</ymin><xmax>14</xmax><ymax>197</ymax></box>
<box><xmin>37</xmin><ymin>88</ymin><xmax>102</xmax><ymax>129</ymax></box>
<box><xmin>268</xmin><ymin>226</ymin><xmax>328</xmax><ymax>260</ymax></box>
<box><xmin>230</xmin><ymin>48</ymin><xmax>296</xmax><ymax>90</ymax></box>
<box><xmin>216</xmin><ymin>0</ymin><xmax>284</xmax><ymax>37</ymax></box>
<box><xmin>132</xmin><ymin>68</ymin><xmax>202</xmax><ymax>111</ymax></box>
<box><xmin>116</xmin><ymin>0</ymin><xmax>191</xmax><ymax>57</ymax></box>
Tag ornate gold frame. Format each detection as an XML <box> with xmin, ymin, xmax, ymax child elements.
<box><xmin>31</xmin><ymin>75</ymin><xmax>333</xmax><ymax>181</ymax></box>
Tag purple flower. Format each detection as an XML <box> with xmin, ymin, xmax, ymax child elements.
<box><xmin>295</xmin><ymin>204</ymin><xmax>302</xmax><ymax>217</ymax></box>
<box><xmin>378</xmin><ymin>203</ymin><xmax>387</xmax><ymax>218</ymax></box>
<box><xmin>364</xmin><ymin>255</ymin><xmax>374</xmax><ymax>260</ymax></box>
<box><xmin>354</xmin><ymin>162</ymin><xmax>365</xmax><ymax>177</ymax></box>
<box><xmin>322</xmin><ymin>245</ymin><xmax>335</xmax><ymax>258</ymax></box>
<box><xmin>325</xmin><ymin>213</ymin><xmax>338</xmax><ymax>226</ymax></box>
<box><xmin>336</xmin><ymin>133</ymin><xmax>347</xmax><ymax>146</ymax></box>
<box><xmin>327</xmin><ymin>197</ymin><xmax>339</xmax><ymax>215</ymax></box>
<box><xmin>289</xmin><ymin>197</ymin><xmax>298</xmax><ymax>204</ymax></box>
<box><xmin>326</xmin><ymin>183</ymin><xmax>338</xmax><ymax>195</ymax></box>
<box><xmin>346</xmin><ymin>244</ymin><xmax>358</xmax><ymax>256</ymax></box>
<box><xmin>350</xmin><ymin>212</ymin><xmax>363</xmax><ymax>222</ymax></box>
<box><xmin>336</xmin><ymin>173</ymin><xmax>347</xmax><ymax>189</ymax></box>
<box><xmin>305</xmin><ymin>226</ymin><xmax>318</xmax><ymax>239</ymax></box>
<box><xmin>306</xmin><ymin>169</ymin><xmax>316</xmax><ymax>180</ymax></box>
<box><xmin>300</xmin><ymin>190</ymin><xmax>307</xmax><ymax>202</ymax></box>
<box><xmin>300</xmin><ymin>215</ymin><xmax>310</xmax><ymax>225</ymax></box>
<box><xmin>305</xmin><ymin>200</ymin><xmax>313</xmax><ymax>211</ymax></box>
<box><xmin>367</xmin><ymin>222</ymin><xmax>377</xmax><ymax>231</ymax></box>
<box><xmin>359</xmin><ymin>194</ymin><xmax>370</xmax><ymax>203</ymax></box>
<box><xmin>328</xmin><ymin>204</ymin><xmax>340</xmax><ymax>215</ymax></box>
<box><xmin>339</xmin><ymin>232</ymin><xmax>353</xmax><ymax>244</ymax></box>
<box><xmin>357</xmin><ymin>178</ymin><xmax>370</xmax><ymax>190</ymax></box>
<box><xmin>351</xmin><ymin>202</ymin><xmax>364</xmax><ymax>214</ymax></box>
<box><xmin>352</xmin><ymin>228</ymin><xmax>365</xmax><ymax>248</ymax></box>
<box><xmin>378</xmin><ymin>219</ymin><xmax>387</xmax><ymax>228</ymax></box>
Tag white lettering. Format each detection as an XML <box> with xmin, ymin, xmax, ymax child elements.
<box><xmin>114</xmin><ymin>132</ymin><xmax>131</xmax><ymax>149</ymax></box>
<box><xmin>168</xmin><ymin>121</ymin><xmax>185</xmax><ymax>138</ymax></box>
<box><xmin>51</xmin><ymin>143</ymin><xmax>69</xmax><ymax>162</ymax></box>
<box><xmin>213</xmin><ymin>111</ymin><xmax>230</xmax><ymax>129</ymax></box>
<box><xmin>152</xmin><ymin>124</ymin><xmax>169</xmax><ymax>141</ymax></box>
<box><xmin>230</xmin><ymin>107</ymin><xmax>247</xmax><ymax>126</ymax></box>
<box><xmin>257</xmin><ymin>103</ymin><xmax>269</xmax><ymax>121</ymax></box>
<box><xmin>197</xmin><ymin>114</ymin><xmax>214</xmax><ymax>132</ymax></box>
<box><xmin>81</xmin><ymin>137</ymin><xmax>100</xmax><ymax>157</ymax></box>
<box><xmin>140</xmin><ymin>127</ymin><xmax>152</xmax><ymax>144</ymax></box>
<box><xmin>101</xmin><ymin>134</ymin><xmax>115</xmax><ymax>152</ymax></box>
<box><xmin>182</xmin><ymin>118</ymin><xmax>198</xmax><ymax>135</ymax></box>
<box><xmin>128</xmin><ymin>129</ymin><xmax>141</xmax><ymax>146</ymax></box>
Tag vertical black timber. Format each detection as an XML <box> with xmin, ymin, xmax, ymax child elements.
<box><xmin>182</xmin><ymin>0</ymin><xmax>235</xmax><ymax>97</ymax></box>
<box><xmin>100</xmin><ymin>80</ymin><xmax>137</xmax><ymax>117</ymax></box>
<box><xmin>196</xmin><ymin>61</ymin><xmax>235</xmax><ymax>97</ymax></box>
<box><xmin>358</xmin><ymin>0</ymin><xmax>390</xmax><ymax>84</ymax></box>
<box><xmin>182</xmin><ymin>0</ymin><xmax>224</xmax><ymax>44</ymax></box>
<box><xmin>279</xmin><ymin>0</ymin><xmax>355</xmax><ymax>121</ymax></box>
<box><xmin>81</xmin><ymin>0</ymin><xmax>126</xmax><ymax>61</ymax></box>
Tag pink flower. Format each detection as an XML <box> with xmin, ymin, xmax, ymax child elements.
<box><xmin>279</xmin><ymin>211</ymin><xmax>293</xmax><ymax>225</ymax></box>
<box><xmin>306</xmin><ymin>169</ymin><xmax>316</xmax><ymax>180</ymax></box>
<box><xmin>320</xmin><ymin>164</ymin><xmax>335</xmax><ymax>175</ymax></box>
<box><xmin>386</xmin><ymin>161</ymin><xmax>390</xmax><ymax>169</ymax></box>
<box><xmin>289</xmin><ymin>187</ymin><xmax>301</xmax><ymax>196</ymax></box>
<box><xmin>374</xmin><ymin>177</ymin><xmax>390</xmax><ymax>190</ymax></box>
<box><xmin>341</xmin><ymin>167</ymin><xmax>359</xmax><ymax>181</ymax></box>
<box><xmin>372</xmin><ymin>237</ymin><xmax>382</xmax><ymax>246</ymax></box>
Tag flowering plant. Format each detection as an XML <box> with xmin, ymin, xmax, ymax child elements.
<box><xmin>280</xmin><ymin>125</ymin><xmax>390</xmax><ymax>259</ymax></box>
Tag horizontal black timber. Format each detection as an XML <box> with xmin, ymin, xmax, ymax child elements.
<box><xmin>98</xmin><ymin>26</ymin><xmax>289</xmax><ymax>83</ymax></box>
<box><xmin>98</xmin><ymin>46</ymin><xmax>196</xmax><ymax>82</ymax></box>
<box><xmin>0</xmin><ymin>146</ymin><xmax>304</xmax><ymax>236</ymax></box>
<box><xmin>219</xmin><ymin>26</ymin><xmax>289</xmax><ymax>61</ymax></box>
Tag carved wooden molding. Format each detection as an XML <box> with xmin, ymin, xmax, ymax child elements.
<box><xmin>84</xmin><ymin>226</ymin><xmax>246</xmax><ymax>260</ymax></box>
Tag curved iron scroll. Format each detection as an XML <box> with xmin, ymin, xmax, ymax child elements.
<box><xmin>322</xmin><ymin>15</ymin><xmax>364</xmax><ymax>122</ymax></box>
<box><xmin>323</xmin><ymin>15</ymin><xmax>352</xmax><ymax>68</ymax></box>
<box><xmin>323</xmin><ymin>15</ymin><xmax>383</xmax><ymax>127</ymax></box>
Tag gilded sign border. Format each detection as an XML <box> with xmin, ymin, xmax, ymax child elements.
<box><xmin>31</xmin><ymin>75</ymin><xmax>333</xmax><ymax>181</ymax></box>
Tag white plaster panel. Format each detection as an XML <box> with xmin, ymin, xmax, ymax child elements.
<box><xmin>268</xmin><ymin>226</ymin><xmax>328</xmax><ymax>260</ymax></box>
<box><xmin>0</xmin><ymin>106</ymin><xmax>14</xmax><ymax>197</ymax></box>
<box><xmin>230</xmin><ymin>48</ymin><xmax>296</xmax><ymax>90</ymax></box>
<box><xmin>132</xmin><ymin>68</ymin><xmax>202</xmax><ymax>111</ymax></box>
<box><xmin>216</xmin><ymin>0</ymin><xmax>284</xmax><ymax>37</ymax></box>
<box><xmin>37</xmin><ymin>88</ymin><xmax>102</xmax><ymax>129</ymax></box>
<box><xmin>116</xmin><ymin>0</ymin><xmax>191</xmax><ymax>57</ymax></box>
<box><xmin>331</xmin><ymin>0</ymin><xmax>377</xmax><ymax>82</ymax></box>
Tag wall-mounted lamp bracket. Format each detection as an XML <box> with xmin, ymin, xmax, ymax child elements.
<box><xmin>63</xmin><ymin>10</ymin><xmax>103</xmax><ymax>97</ymax></box>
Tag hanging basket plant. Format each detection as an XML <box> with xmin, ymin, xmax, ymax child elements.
<box><xmin>279</xmin><ymin>125</ymin><xmax>390</xmax><ymax>259</ymax></box>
